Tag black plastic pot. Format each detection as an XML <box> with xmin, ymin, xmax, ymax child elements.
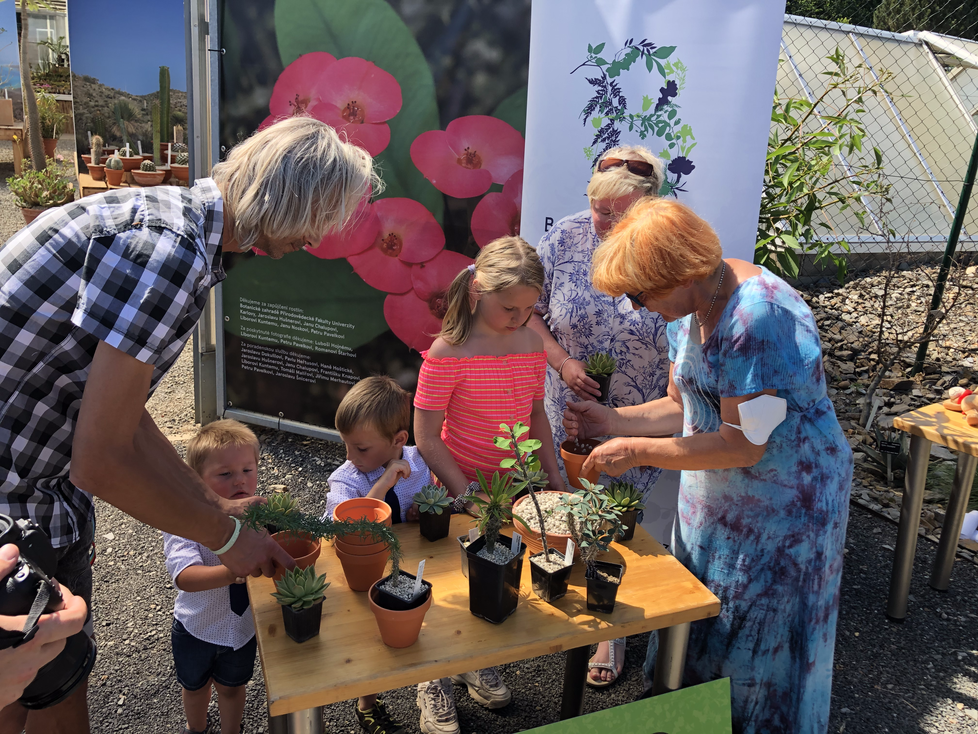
<box><xmin>590</xmin><ymin>372</ymin><xmax>613</xmax><ymax>403</ymax></box>
<box><xmin>457</xmin><ymin>535</ymin><xmax>471</xmax><ymax>578</ymax></box>
<box><xmin>465</xmin><ymin>532</ymin><xmax>526</xmax><ymax>624</ymax></box>
<box><xmin>281</xmin><ymin>599</ymin><xmax>324</xmax><ymax>643</ymax></box>
<box><xmin>616</xmin><ymin>509</ymin><xmax>639</xmax><ymax>542</ymax></box>
<box><xmin>374</xmin><ymin>570</ymin><xmax>432</xmax><ymax>611</ymax></box>
<box><xmin>419</xmin><ymin>509</ymin><xmax>452</xmax><ymax>542</ymax></box>
<box><xmin>585</xmin><ymin>560</ymin><xmax>625</xmax><ymax>613</ymax></box>
<box><xmin>529</xmin><ymin>550</ymin><xmax>573</xmax><ymax>603</ymax></box>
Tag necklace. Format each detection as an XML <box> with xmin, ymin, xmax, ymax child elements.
<box><xmin>694</xmin><ymin>262</ymin><xmax>726</xmax><ymax>327</ymax></box>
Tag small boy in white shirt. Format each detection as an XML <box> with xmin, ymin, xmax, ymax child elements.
<box><xmin>163</xmin><ymin>420</ymin><xmax>260</xmax><ymax>734</ymax></box>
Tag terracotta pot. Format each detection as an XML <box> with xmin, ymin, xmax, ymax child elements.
<box><xmin>159</xmin><ymin>142</ymin><xmax>170</xmax><ymax>161</ymax></box>
<box><xmin>87</xmin><ymin>163</ymin><xmax>106</xmax><ymax>181</ymax></box>
<box><xmin>156</xmin><ymin>165</ymin><xmax>171</xmax><ymax>183</ymax></box>
<box><xmin>332</xmin><ymin>498</ymin><xmax>392</xmax><ymax>546</ymax></box>
<box><xmin>333</xmin><ymin>536</ymin><xmax>387</xmax><ymax>557</ymax></box>
<box><xmin>42</xmin><ymin>138</ymin><xmax>57</xmax><ymax>159</ymax></box>
<box><xmin>368</xmin><ymin>576</ymin><xmax>432</xmax><ymax>648</ymax></box>
<box><xmin>119</xmin><ymin>156</ymin><xmax>143</xmax><ymax>172</ymax></box>
<box><xmin>140</xmin><ymin>153</ymin><xmax>154</xmax><ymax>163</ymax></box>
<box><xmin>560</xmin><ymin>439</ymin><xmax>602</xmax><ymax>490</ymax></box>
<box><xmin>21</xmin><ymin>206</ymin><xmax>51</xmax><ymax>225</ymax></box>
<box><xmin>334</xmin><ymin>544</ymin><xmax>389</xmax><ymax>591</ymax></box>
<box><xmin>170</xmin><ymin>164</ymin><xmax>189</xmax><ymax>183</ymax></box>
<box><xmin>512</xmin><ymin>491</ymin><xmax>579</xmax><ymax>560</ymax></box>
<box><xmin>271</xmin><ymin>531</ymin><xmax>321</xmax><ymax>581</ymax></box>
<box><xmin>104</xmin><ymin>167</ymin><xmax>125</xmax><ymax>186</ymax></box>
<box><xmin>130</xmin><ymin>170</ymin><xmax>166</xmax><ymax>186</ymax></box>
<box><xmin>80</xmin><ymin>154</ymin><xmax>91</xmax><ymax>165</ymax></box>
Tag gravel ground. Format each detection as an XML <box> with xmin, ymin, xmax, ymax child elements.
<box><xmin>4</xmin><ymin>139</ymin><xmax>978</xmax><ymax>733</ymax></box>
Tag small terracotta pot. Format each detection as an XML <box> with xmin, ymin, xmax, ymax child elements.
<box><xmin>334</xmin><ymin>544</ymin><xmax>389</xmax><ymax>591</ymax></box>
<box><xmin>170</xmin><ymin>164</ymin><xmax>189</xmax><ymax>183</ymax></box>
<box><xmin>88</xmin><ymin>163</ymin><xmax>106</xmax><ymax>181</ymax></box>
<box><xmin>512</xmin><ymin>491</ymin><xmax>579</xmax><ymax>560</ymax></box>
<box><xmin>332</xmin><ymin>498</ymin><xmax>392</xmax><ymax>546</ymax></box>
<box><xmin>42</xmin><ymin>138</ymin><xmax>57</xmax><ymax>159</ymax></box>
<box><xmin>271</xmin><ymin>531</ymin><xmax>321</xmax><ymax>581</ymax></box>
<box><xmin>80</xmin><ymin>154</ymin><xmax>92</xmax><ymax>165</ymax></box>
<box><xmin>104</xmin><ymin>167</ymin><xmax>125</xmax><ymax>186</ymax></box>
<box><xmin>119</xmin><ymin>156</ymin><xmax>143</xmax><ymax>171</ymax></box>
<box><xmin>21</xmin><ymin>206</ymin><xmax>51</xmax><ymax>225</ymax></box>
<box><xmin>560</xmin><ymin>439</ymin><xmax>602</xmax><ymax>489</ymax></box>
<box><xmin>140</xmin><ymin>153</ymin><xmax>154</xmax><ymax>163</ymax></box>
<box><xmin>131</xmin><ymin>169</ymin><xmax>166</xmax><ymax>186</ymax></box>
<box><xmin>368</xmin><ymin>578</ymin><xmax>432</xmax><ymax>648</ymax></box>
<box><xmin>333</xmin><ymin>536</ymin><xmax>387</xmax><ymax>557</ymax></box>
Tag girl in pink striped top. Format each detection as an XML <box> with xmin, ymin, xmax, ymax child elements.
<box><xmin>414</xmin><ymin>237</ymin><xmax>566</xmax><ymax>501</ymax></box>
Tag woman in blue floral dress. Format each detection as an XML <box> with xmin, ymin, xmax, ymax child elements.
<box><xmin>529</xmin><ymin>147</ymin><xmax>675</xmax><ymax>686</ymax></box>
<box><xmin>563</xmin><ymin>198</ymin><xmax>852</xmax><ymax>734</ymax></box>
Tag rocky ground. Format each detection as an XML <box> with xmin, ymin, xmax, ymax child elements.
<box><xmin>3</xmin><ymin>140</ymin><xmax>978</xmax><ymax>732</ymax></box>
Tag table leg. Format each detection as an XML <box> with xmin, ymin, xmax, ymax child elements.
<box><xmin>559</xmin><ymin>645</ymin><xmax>590</xmax><ymax>720</ymax></box>
<box><xmin>12</xmin><ymin>137</ymin><xmax>23</xmax><ymax>175</ymax></box>
<box><xmin>275</xmin><ymin>707</ymin><xmax>323</xmax><ymax>734</ymax></box>
<box><xmin>268</xmin><ymin>712</ymin><xmax>289</xmax><ymax>734</ymax></box>
<box><xmin>651</xmin><ymin>622</ymin><xmax>690</xmax><ymax>695</ymax></box>
<box><xmin>930</xmin><ymin>453</ymin><xmax>978</xmax><ymax>592</ymax></box>
<box><xmin>887</xmin><ymin>435</ymin><xmax>931</xmax><ymax>622</ymax></box>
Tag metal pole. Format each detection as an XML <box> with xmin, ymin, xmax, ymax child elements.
<box><xmin>886</xmin><ymin>435</ymin><xmax>931</xmax><ymax>621</ymax></box>
<box><xmin>911</xmin><ymin>128</ymin><xmax>978</xmax><ymax>376</ymax></box>
<box><xmin>651</xmin><ymin>622</ymin><xmax>691</xmax><ymax>695</ymax></box>
<box><xmin>930</xmin><ymin>453</ymin><xmax>977</xmax><ymax>591</ymax></box>
<box><xmin>559</xmin><ymin>645</ymin><xmax>589</xmax><ymax>719</ymax></box>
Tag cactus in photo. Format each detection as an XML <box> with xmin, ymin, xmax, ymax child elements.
<box><xmin>173</xmin><ymin>124</ymin><xmax>184</xmax><ymax>144</ymax></box>
<box><xmin>140</xmin><ymin>160</ymin><xmax>157</xmax><ymax>172</ymax></box>
<box><xmin>175</xmin><ymin>152</ymin><xmax>189</xmax><ymax>166</ymax></box>
<box><xmin>92</xmin><ymin>113</ymin><xmax>106</xmax><ymax>140</ymax></box>
<box><xmin>171</xmin><ymin>142</ymin><xmax>188</xmax><ymax>155</ymax></box>
<box><xmin>90</xmin><ymin>134</ymin><xmax>103</xmax><ymax>166</ymax></box>
<box><xmin>159</xmin><ymin>66</ymin><xmax>171</xmax><ymax>143</ymax></box>
<box><xmin>106</xmin><ymin>155</ymin><xmax>123</xmax><ymax>171</ymax></box>
<box><xmin>584</xmin><ymin>352</ymin><xmax>617</xmax><ymax>376</ymax></box>
<box><xmin>152</xmin><ymin>101</ymin><xmax>161</xmax><ymax>166</ymax></box>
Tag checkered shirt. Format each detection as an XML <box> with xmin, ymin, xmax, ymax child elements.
<box><xmin>0</xmin><ymin>179</ymin><xmax>225</xmax><ymax>548</ymax></box>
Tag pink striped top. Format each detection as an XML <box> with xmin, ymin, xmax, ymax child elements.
<box><xmin>414</xmin><ymin>351</ymin><xmax>547</xmax><ymax>483</ymax></box>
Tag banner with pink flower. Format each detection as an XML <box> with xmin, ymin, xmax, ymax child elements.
<box><xmin>218</xmin><ymin>0</ymin><xmax>531</xmax><ymax>429</ymax></box>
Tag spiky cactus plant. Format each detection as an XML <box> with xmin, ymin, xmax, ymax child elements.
<box><xmin>90</xmin><ymin>135</ymin><xmax>103</xmax><ymax>166</ymax></box>
<box><xmin>106</xmin><ymin>155</ymin><xmax>123</xmax><ymax>171</ymax></box>
<box><xmin>584</xmin><ymin>352</ymin><xmax>617</xmax><ymax>376</ymax></box>
<box><xmin>175</xmin><ymin>152</ymin><xmax>189</xmax><ymax>166</ymax></box>
<box><xmin>159</xmin><ymin>66</ymin><xmax>171</xmax><ymax>143</ymax></box>
<box><xmin>151</xmin><ymin>101</ymin><xmax>161</xmax><ymax>166</ymax></box>
<box><xmin>470</xmin><ymin>470</ymin><xmax>520</xmax><ymax>554</ymax></box>
<box><xmin>413</xmin><ymin>485</ymin><xmax>451</xmax><ymax>515</ymax></box>
<box><xmin>140</xmin><ymin>160</ymin><xmax>157</xmax><ymax>172</ymax></box>
<box><xmin>271</xmin><ymin>565</ymin><xmax>329</xmax><ymax>610</ymax></box>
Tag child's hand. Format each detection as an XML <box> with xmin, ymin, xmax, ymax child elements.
<box><xmin>406</xmin><ymin>505</ymin><xmax>420</xmax><ymax>522</ymax></box>
<box><xmin>379</xmin><ymin>459</ymin><xmax>411</xmax><ymax>490</ymax></box>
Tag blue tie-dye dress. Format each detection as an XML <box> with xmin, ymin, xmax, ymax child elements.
<box><xmin>643</xmin><ymin>267</ymin><xmax>852</xmax><ymax>734</ymax></box>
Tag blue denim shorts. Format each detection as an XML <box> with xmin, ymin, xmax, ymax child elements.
<box><xmin>171</xmin><ymin>619</ymin><xmax>256</xmax><ymax>690</ymax></box>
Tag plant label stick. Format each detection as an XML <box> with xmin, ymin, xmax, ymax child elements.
<box><xmin>468</xmin><ymin>528</ymin><xmax>479</xmax><ymax>542</ymax></box>
<box><xmin>413</xmin><ymin>560</ymin><xmax>425</xmax><ymax>598</ymax></box>
<box><xmin>137</xmin><ymin>141</ymin><xmax>143</xmax><ymax>155</ymax></box>
<box><xmin>565</xmin><ymin>539</ymin><xmax>575</xmax><ymax>565</ymax></box>
<box><xmin>511</xmin><ymin>533</ymin><xmax>521</xmax><ymax>555</ymax></box>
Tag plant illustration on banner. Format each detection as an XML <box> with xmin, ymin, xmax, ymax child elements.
<box><xmin>239</xmin><ymin>0</ymin><xmax>527</xmax><ymax>355</ymax></box>
<box><xmin>572</xmin><ymin>38</ymin><xmax>696</xmax><ymax>197</ymax></box>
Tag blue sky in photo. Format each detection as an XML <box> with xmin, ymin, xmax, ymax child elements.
<box><xmin>69</xmin><ymin>0</ymin><xmax>186</xmax><ymax>94</ymax></box>
<box><xmin>0</xmin><ymin>0</ymin><xmax>21</xmax><ymax>89</ymax></box>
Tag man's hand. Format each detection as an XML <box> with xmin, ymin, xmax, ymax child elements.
<box><xmin>561</xmin><ymin>359</ymin><xmax>602</xmax><ymax>401</ymax></box>
<box><xmin>0</xmin><ymin>545</ymin><xmax>88</xmax><ymax>708</ymax></box>
<box><xmin>218</xmin><ymin>524</ymin><xmax>296</xmax><ymax>579</ymax></box>
<box><xmin>378</xmin><ymin>459</ymin><xmax>411</xmax><ymax>492</ymax></box>
<box><xmin>582</xmin><ymin>437</ymin><xmax>640</xmax><ymax>477</ymax></box>
<box><xmin>563</xmin><ymin>400</ymin><xmax>616</xmax><ymax>440</ymax></box>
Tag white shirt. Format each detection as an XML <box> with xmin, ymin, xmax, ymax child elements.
<box><xmin>323</xmin><ymin>445</ymin><xmax>431</xmax><ymax>524</ymax></box>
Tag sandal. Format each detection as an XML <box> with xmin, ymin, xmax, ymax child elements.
<box><xmin>586</xmin><ymin>637</ymin><xmax>625</xmax><ymax>688</ymax></box>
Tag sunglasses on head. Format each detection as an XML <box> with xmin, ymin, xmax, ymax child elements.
<box><xmin>598</xmin><ymin>157</ymin><xmax>656</xmax><ymax>178</ymax></box>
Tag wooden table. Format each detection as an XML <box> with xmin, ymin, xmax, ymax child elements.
<box><xmin>888</xmin><ymin>403</ymin><xmax>978</xmax><ymax>621</ymax></box>
<box><xmin>0</xmin><ymin>123</ymin><xmax>25</xmax><ymax>174</ymax></box>
<box><xmin>248</xmin><ymin>515</ymin><xmax>720</xmax><ymax>734</ymax></box>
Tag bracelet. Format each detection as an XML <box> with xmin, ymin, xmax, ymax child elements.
<box><xmin>213</xmin><ymin>516</ymin><xmax>241</xmax><ymax>556</ymax></box>
<box><xmin>452</xmin><ymin>482</ymin><xmax>480</xmax><ymax>513</ymax></box>
<box><xmin>557</xmin><ymin>356</ymin><xmax>571</xmax><ymax>381</ymax></box>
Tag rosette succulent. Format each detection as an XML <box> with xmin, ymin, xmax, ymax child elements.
<box><xmin>271</xmin><ymin>565</ymin><xmax>329</xmax><ymax>610</ymax></box>
<box><xmin>413</xmin><ymin>485</ymin><xmax>451</xmax><ymax>515</ymax></box>
<box><xmin>267</xmin><ymin>492</ymin><xmax>300</xmax><ymax>516</ymax></box>
<box><xmin>584</xmin><ymin>352</ymin><xmax>617</xmax><ymax>376</ymax></box>
<box><xmin>607</xmin><ymin>481</ymin><xmax>645</xmax><ymax>512</ymax></box>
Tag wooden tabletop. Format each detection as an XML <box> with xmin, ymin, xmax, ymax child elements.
<box><xmin>248</xmin><ymin>514</ymin><xmax>720</xmax><ymax>716</ymax></box>
<box><xmin>892</xmin><ymin>403</ymin><xmax>978</xmax><ymax>457</ymax></box>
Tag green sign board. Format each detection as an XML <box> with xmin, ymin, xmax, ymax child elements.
<box><xmin>526</xmin><ymin>679</ymin><xmax>731</xmax><ymax>734</ymax></box>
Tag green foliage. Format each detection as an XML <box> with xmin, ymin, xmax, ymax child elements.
<box><xmin>757</xmin><ymin>49</ymin><xmax>890</xmax><ymax>283</ymax></box>
<box><xmin>557</xmin><ymin>478</ymin><xmax>623</xmax><ymax>572</ymax></box>
<box><xmin>139</xmin><ymin>159</ymin><xmax>156</xmax><ymax>172</ymax></box>
<box><xmin>36</xmin><ymin>92</ymin><xmax>67</xmax><ymax>138</ymax></box>
<box><xmin>8</xmin><ymin>155</ymin><xmax>75</xmax><ymax>208</ymax></box>
<box><xmin>267</xmin><ymin>492</ymin><xmax>300</xmax><ymax>516</ymax></box>
<box><xmin>470</xmin><ymin>469</ymin><xmax>520</xmax><ymax>553</ymax></box>
<box><xmin>90</xmin><ymin>135</ymin><xmax>103</xmax><ymax>166</ymax></box>
<box><xmin>113</xmin><ymin>99</ymin><xmax>140</xmax><ymax>150</ymax></box>
<box><xmin>159</xmin><ymin>66</ymin><xmax>171</xmax><ymax>144</ymax></box>
<box><xmin>785</xmin><ymin>0</ymin><xmax>880</xmax><ymax>27</ymax></box>
<box><xmin>413</xmin><ymin>485</ymin><xmax>451</xmax><ymax>515</ymax></box>
<box><xmin>105</xmin><ymin>154</ymin><xmax>123</xmax><ymax>171</ymax></box>
<box><xmin>92</xmin><ymin>113</ymin><xmax>107</xmax><ymax>141</ymax></box>
<box><xmin>607</xmin><ymin>480</ymin><xmax>645</xmax><ymax>512</ymax></box>
<box><xmin>584</xmin><ymin>352</ymin><xmax>616</xmax><ymax>376</ymax></box>
<box><xmin>175</xmin><ymin>152</ymin><xmax>189</xmax><ymax>166</ymax></box>
<box><xmin>271</xmin><ymin>565</ymin><xmax>329</xmax><ymax>610</ymax></box>
<box><xmin>151</xmin><ymin>101</ymin><xmax>161</xmax><ymax>166</ymax></box>
<box><xmin>494</xmin><ymin>421</ymin><xmax>556</xmax><ymax>559</ymax></box>
<box><xmin>874</xmin><ymin>0</ymin><xmax>978</xmax><ymax>39</ymax></box>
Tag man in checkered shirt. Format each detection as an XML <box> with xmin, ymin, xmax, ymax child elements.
<box><xmin>0</xmin><ymin>117</ymin><xmax>378</xmax><ymax>731</ymax></box>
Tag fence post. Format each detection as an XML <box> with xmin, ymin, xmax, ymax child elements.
<box><xmin>911</xmin><ymin>128</ymin><xmax>978</xmax><ymax>377</ymax></box>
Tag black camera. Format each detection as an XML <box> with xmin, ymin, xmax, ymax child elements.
<box><xmin>0</xmin><ymin>513</ymin><xmax>97</xmax><ymax>709</ymax></box>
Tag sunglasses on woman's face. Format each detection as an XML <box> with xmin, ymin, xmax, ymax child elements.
<box><xmin>598</xmin><ymin>157</ymin><xmax>656</xmax><ymax>177</ymax></box>
<box><xmin>625</xmin><ymin>292</ymin><xmax>646</xmax><ymax>309</ymax></box>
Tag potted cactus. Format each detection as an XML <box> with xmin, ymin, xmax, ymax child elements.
<box><xmin>607</xmin><ymin>480</ymin><xmax>645</xmax><ymax>542</ymax></box>
<box><xmin>86</xmin><ymin>135</ymin><xmax>106</xmax><ymax>181</ymax></box>
<box><xmin>131</xmin><ymin>159</ymin><xmax>166</xmax><ymax>186</ymax></box>
<box><xmin>104</xmin><ymin>154</ymin><xmax>125</xmax><ymax>186</ymax></box>
<box><xmin>170</xmin><ymin>143</ymin><xmax>189</xmax><ymax>183</ymax></box>
<box><xmin>272</xmin><ymin>565</ymin><xmax>329</xmax><ymax>643</ymax></box>
<box><xmin>465</xmin><ymin>469</ymin><xmax>525</xmax><ymax>624</ymax></box>
<box><xmin>584</xmin><ymin>352</ymin><xmax>617</xmax><ymax>403</ymax></box>
<box><xmin>557</xmin><ymin>478</ymin><xmax>625</xmax><ymax>613</ymax></box>
<box><xmin>117</xmin><ymin>143</ymin><xmax>143</xmax><ymax>172</ymax></box>
<box><xmin>413</xmin><ymin>485</ymin><xmax>452</xmax><ymax>542</ymax></box>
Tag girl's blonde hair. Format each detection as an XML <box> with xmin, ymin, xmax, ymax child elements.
<box><xmin>438</xmin><ymin>236</ymin><xmax>543</xmax><ymax>346</ymax></box>
<box><xmin>592</xmin><ymin>198</ymin><xmax>722</xmax><ymax>298</ymax></box>
<box><xmin>212</xmin><ymin>116</ymin><xmax>382</xmax><ymax>252</ymax></box>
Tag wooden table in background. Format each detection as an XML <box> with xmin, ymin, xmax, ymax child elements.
<box><xmin>888</xmin><ymin>403</ymin><xmax>978</xmax><ymax>621</ymax></box>
<box><xmin>249</xmin><ymin>515</ymin><xmax>720</xmax><ymax>734</ymax></box>
<box><xmin>0</xmin><ymin>123</ymin><xmax>25</xmax><ymax>175</ymax></box>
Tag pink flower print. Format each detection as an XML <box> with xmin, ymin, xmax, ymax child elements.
<box><xmin>385</xmin><ymin>250</ymin><xmax>474</xmax><ymax>352</ymax></box>
<box><xmin>306</xmin><ymin>194</ymin><xmax>381</xmax><ymax>260</ymax></box>
<box><xmin>410</xmin><ymin>116</ymin><xmax>524</xmax><ymax>199</ymax></box>
<box><xmin>470</xmin><ymin>169</ymin><xmax>523</xmax><ymax>248</ymax></box>
<box><xmin>267</xmin><ymin>52</ymin><xmax>338</xmax><ymax>123</ymax></box>
<box><xmin>346</xmin><ymin>198</ymin><xmax>445</xmax><ymax>294</ymax></box>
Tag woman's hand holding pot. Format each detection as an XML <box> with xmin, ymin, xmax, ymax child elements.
<box><xmin>561</xmin><ymin>359</ymin><xmax>602</xmax><ymax>401</ymax></box>
<box><xmin>563</xmin><ymin>400</ymin><xmax>616</xmax><ymax>441</ymax></box>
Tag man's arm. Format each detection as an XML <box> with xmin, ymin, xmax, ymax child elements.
<box><xmin>70</xmin><ymin>341</ymin><xmax>293</xmax><ymax>577</ymax></box>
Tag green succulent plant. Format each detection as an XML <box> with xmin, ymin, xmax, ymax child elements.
<box><xmin>557</xmin><ymin>478</ymin><xmax>623</xmax><ymax>573</ymax></box>
<box><xmin>271</xmin><ymin>565</ymin><xmax>329</xmax><ymax>610</ymax></box>
<box><xmin>266</xmin><ymin>492</ymin><xmax>300</xmax><ymax>516</ymax></box>
<box><xmin>90</xmin><ymin>135</ymin><xmax>103</xmax><ymax>166</ymax></box>
<box><xmin>607</xmin><ymin>480</ymin><xmax>645</xmax><ymax>512</ymax></box>
<box><xmin>140</xmin><ymin>160</ymin><xmax>157</xmax><ymax>172</ymax></box>
<box><xmin>175</xmin><ymin>152</ymin><xmax>189</xmax><ymax>166</ymax></box>
<box><xmin>470</xmin><ymin>469</ymin><xmax>520</xmax><ymax>554</ymax></box>
<box><xmin>413</xmin><ymin>485</ymin><xmax>451</xmax><ymax>515</ymax></box>
<box><xmin>106</xmin><ymin>155</ymin><xmax>123</xmax><ymax>171</ymax></box>
<box><xmin>584</xmin><ymin>352</ymin><xmax>617</xmax><ymax>376</ymax></box>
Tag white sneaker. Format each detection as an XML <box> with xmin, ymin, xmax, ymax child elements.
<box><xmin>450</xmin><ymin>667</ymin><xmax>512</xmax><ymax>709</ymax></box>
<box><xmin>417</xmin><ymin>678</ymin><xmax>459</xmax><ymax>734</ymax></box>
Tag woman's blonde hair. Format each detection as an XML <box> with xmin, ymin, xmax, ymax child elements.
<box><xmin>212</xmin><ymin>116</ymin><xmax>382</xmax><ymax>252</ymax></box>
<box><xmin>186</xmin><ymin>419</ymin><xmax>260</xmax><ymax>476</ymax></box>
<box><xmin>438</xmin><ymin>237</ymin><xmax>543</xmax><ymax>346</ymax></box>
<box><xmin>592</xmin><ymin>198</ymin><xmax>722</xmax><ymax>298</ymax></box>
<box><xmin>586</xmin><ymin>145</ymin><xmax>664</xmax><ymax>203</ymax></box>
